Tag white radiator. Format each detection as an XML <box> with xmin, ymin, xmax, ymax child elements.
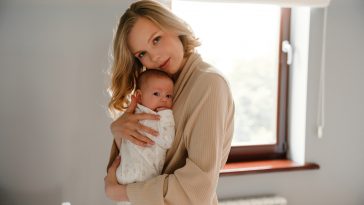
<box><xmin>219</xmin><ymin>195</ymin><xmax>287</xmax><ymax>205</ymax></box>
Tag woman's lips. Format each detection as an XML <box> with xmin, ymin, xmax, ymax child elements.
<box><xmin>160</xmin><ymin>58</ymin><xmax>170</xmax><ymax>69</ymax></box>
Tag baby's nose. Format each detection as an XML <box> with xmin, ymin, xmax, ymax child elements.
<box><xmin>161</xmin><ymin>96</ymin><xmax>168</xmax><ymax>102</ymax></box>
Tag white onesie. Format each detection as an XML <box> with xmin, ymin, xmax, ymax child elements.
<box><xmin>116</xmin><ymin>104</ymin><xmax>175</xmax><ymax>205</ymax></box>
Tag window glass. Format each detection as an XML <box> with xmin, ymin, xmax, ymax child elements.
<box><xmin>172</xmin><ymin>1</ymin><xmax>281</xmax><ymax>146</ymax></box>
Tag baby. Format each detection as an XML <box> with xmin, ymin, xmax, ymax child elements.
<box><xmin>116</xmin><ymin>69</ymin><xmax>175</xmax><ymax>205</ymax></box>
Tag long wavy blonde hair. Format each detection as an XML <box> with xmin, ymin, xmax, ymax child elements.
<box><xmin>108</xmin><ymin>0</ymin><xmax>200</xmax><ymax>118</ymax></box>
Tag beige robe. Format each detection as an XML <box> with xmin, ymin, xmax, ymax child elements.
<box><xmin>107</xmin><ymin>53</ymin><xmax>234</xmax><ymax>205</ymax></box>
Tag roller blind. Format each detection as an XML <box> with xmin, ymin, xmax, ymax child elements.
<box><xmin>171</xmin><ymin>0</ymin><xmax>331</xmax><ymax>7</ymax></box>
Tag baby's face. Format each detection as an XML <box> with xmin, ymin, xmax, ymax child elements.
<box><xmin>138</xmin><ymin>77</ymin><xmax>174</xmax><ymax>111</ymax></box>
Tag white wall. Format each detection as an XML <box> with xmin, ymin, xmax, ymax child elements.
<box><xmin>0</xmin><ymin>0</ymin><xmax>363</xmax><ymax>204</ymax></box>
<box><xmin>0</xmin><ymin>1</ymin><xmax>133</xmax><ymax>204</ymax></box>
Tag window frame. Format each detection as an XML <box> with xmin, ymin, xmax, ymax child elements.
<box><xmin>227</xmin><ymin>8</ymin><xmax>292</xmax><ymax>163</ymax></box>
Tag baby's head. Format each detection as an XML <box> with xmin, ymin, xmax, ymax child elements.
<box><xmin>136</xmin><ymin>69</ymin><xmax>174</xmax><ymax>111</ymax></box>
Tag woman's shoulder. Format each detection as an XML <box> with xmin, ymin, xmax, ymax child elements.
<box><xmin>194</xmin><ymin>63</ymin><xmax>230</xmax><ymax>89</ymax></box>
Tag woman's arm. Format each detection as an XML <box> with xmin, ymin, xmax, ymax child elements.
<box><xmin>125</xmin><ymin>74</ymin><xmax>234</xmax><ymax>205</ymax></box>
<box><xmin>104</xmin><ymin>156</ymin><xmax>129</xmax><ymax>201</ymax></box>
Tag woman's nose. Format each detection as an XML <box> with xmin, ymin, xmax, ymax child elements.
<box><xmin>150</xmin><ymin>51</ymin><xmax>161</xmax><ymax>63</ymax></box>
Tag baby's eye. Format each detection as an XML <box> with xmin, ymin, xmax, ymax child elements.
<box><xmin>166</xmin><ymin>94</ymin><xmax>173</xmax><ymax>99</ymax></box>
<box><xmin>153</xmin><ymin>92</ymin><xmax>160</xmax><ymax>96</ymax></box>
<box><xmin>138</xmin><ymin>51</ymin><xmax>146</xmax><ymax>59</ymax></box>
<box><xmin>153</xmin><ymin>36</ymin><xmax>161</xmax><ymax>45</ymax></box>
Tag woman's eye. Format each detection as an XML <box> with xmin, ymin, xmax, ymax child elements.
<box><xmin>153</xmin><ymin>36</ymin><xmax>161</xmax><ymax>45</ymax></box>
<box><xmin>153</xmin><ymin>92</ymin><xmax>160</xmax><ymax>96</ymax></box>
<box><xmin>138</xmin><ymin>52</ymin><xmax>146</xmax><ymax>59</ymax></box>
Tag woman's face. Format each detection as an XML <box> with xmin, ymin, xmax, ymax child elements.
<box><xmin>127</xmin><ymin>17</ymin><xmax>186</xmax><ymax>76</ymax></box>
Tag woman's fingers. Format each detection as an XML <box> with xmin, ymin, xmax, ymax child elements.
<box><xmin>114</xmin><ymin>124</ymin><xmax>154</xmax><ymax>147</ymax></box>
<box><xmin>107</xmin><ymin>155</ymin><xmax>121</xmax><ymax>174</ymax></box>
<box><xmin>113</xmin><ymin>155</ymin><xmax>121</xmax><ymax>166</ymax></box>
<box><xmin>128</xmin><ymin>137</ymin><xmax>150</xmax><ymax>147</ymax></box>
<box><xmin>134</xmin><ymin>112</ymin><xmax>160</xmax><ymax>121</ymax></box>
<box><xmin>110</xmin><ymin>96</ymin><xmax>160</xmax><ymax>147</ymax></box>
<box><xmin>137</xmin><ymin>123</ymin><xmax>159</xmax><ymax>136</ymax></box>
<box><xmin>104</xmin><ymin>156</ymin><xmax>121</xmax><ymax>200</ymax></box>
<box><xmin>125</xmin><ymin>95</ymin><xmax>138</xmax><ymax>113</ymax></box>
<box><xmin>130</xmin><ymin>130</ymin><xmax>155</xmax><ymax>146</ymax></box>
<box><xmin>129</xmin><ymin>113</ymin><xmax>159</xmax><ymax>136</ymax></box>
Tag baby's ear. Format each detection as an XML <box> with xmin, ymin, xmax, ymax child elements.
<box><xmin>135</xmin><ymin>90</ymin><xmax>142</xmax><ymax>102</ymax></box>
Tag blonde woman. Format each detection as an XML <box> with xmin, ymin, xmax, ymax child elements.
<box><xmin>104</xmin><ymin>1</ymin><xmax>234</xmax><ymax>204</ymax></box>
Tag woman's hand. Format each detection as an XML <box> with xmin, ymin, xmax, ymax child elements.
<box><xmin>104</xmin><ymin>156</ymin><xmax>129</xmax><ymax>201</ymax></box>
<box><xmin>110</xmin><ymin>95</ymin><xmax>160</xmax><ymax>148</ymax></box>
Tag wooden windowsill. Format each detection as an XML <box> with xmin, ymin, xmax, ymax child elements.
<box><xmin>220</xmin><ymin>159</ymin><xmax>319</xmax><ymax>176</ymax></box>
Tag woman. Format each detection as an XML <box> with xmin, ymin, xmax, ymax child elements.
<box><xmin>104</xmin><ymin>1</ymin><xmax>234</xmax><ymax>204</ymax></box>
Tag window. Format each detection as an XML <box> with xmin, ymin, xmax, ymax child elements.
<box><xmin>172</xmin><ymin>1</ymin><xmax>291</xmax><ymax>162</ymax></box>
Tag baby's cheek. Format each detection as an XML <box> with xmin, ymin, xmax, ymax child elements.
<box><xmin>167</xmin><ymin>100</ymin><xmax>173</xmax><ymax>108</ymax></box>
